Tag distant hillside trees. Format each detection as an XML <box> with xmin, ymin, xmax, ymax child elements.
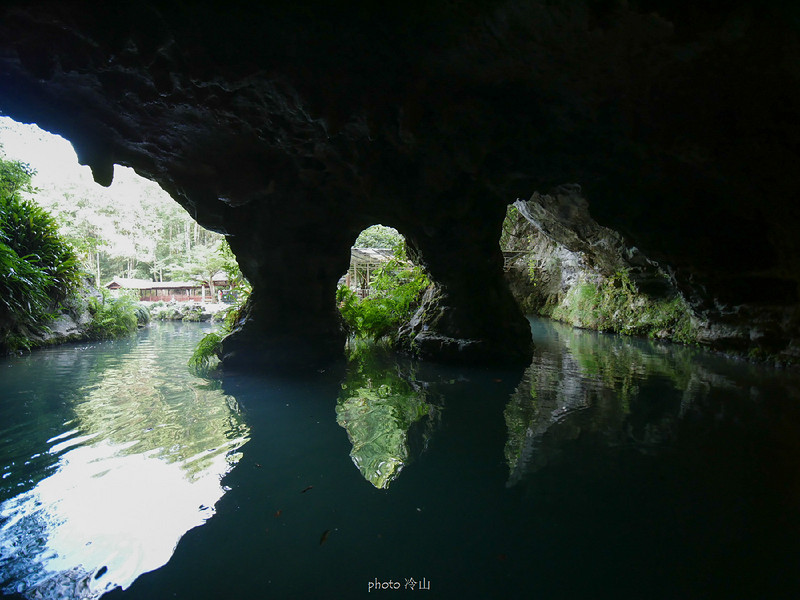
<box><xmin>353</xmin><ymin>224</ymin><xmax>404</xmax><ymax>250</ymax></box>
<box><xmin>27</xmin><ymin>168</ymin><xmax>242</xmax><ymax>289</ymax></box>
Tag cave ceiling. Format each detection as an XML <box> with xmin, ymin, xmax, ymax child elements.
<box><xmin>1</xmin><ymin>0</ymin><xmax>798</xmax><ymax>365</ymax></box>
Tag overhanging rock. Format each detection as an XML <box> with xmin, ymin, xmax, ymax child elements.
<box><xmin>1</xmin><ymin>1</ymin><xmax>798</xmax><ymax>367</ymax></box>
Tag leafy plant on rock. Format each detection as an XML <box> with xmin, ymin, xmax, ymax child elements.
<box><xmin>188</xmin><ymin>285</ymin><xmax>250</xmax><ymax>374</ymax></box>
<box><xmin>337</xmin><ymin>246</ymin><xmax>430</xmax><ymax>342</ymax></box>
<box><xmin>0</xmin><ymin>154</ymin><xmax>81</xmax><ymax>352</ymax></box>
<box><xmin>86</xmin><ymin>290</ymin><xmax>139</xmax><ymax>339</ymax></box>
<box><xmin>551</xmin><ymin>269</ymin><xmax>697</xmax><ymax>343</ymax></box>
<box><xmin>188</xmin><ymin>331</ymin><xmax>224</xmax><ymax>371</ymax></box>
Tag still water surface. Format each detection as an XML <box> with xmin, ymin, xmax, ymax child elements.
<box><xmin>1</xmin><ymin>319</ymin><xmax>800</xmax><ymax>599</ymax></box>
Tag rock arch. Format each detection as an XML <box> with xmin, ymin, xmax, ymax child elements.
<box><xmin>2</xmin><ymin>1</ymin><xmax>798</xmax><ymax>366</ymax></box>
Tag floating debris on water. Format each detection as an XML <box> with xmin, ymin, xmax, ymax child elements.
<box><xmin>319</xmin><ymin>529</ymin><xmax>331</xmax><ymax>545</ymax></box>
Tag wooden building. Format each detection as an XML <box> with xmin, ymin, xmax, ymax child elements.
<box><xmin>345</xmin><ymin>248</ymin><xmax>406</xmax><ymax>298</ymax></box>
<box><xmin>106</xmin><ymin>272</ymin><xmax>230</xmax><ymax>302</ymax></box>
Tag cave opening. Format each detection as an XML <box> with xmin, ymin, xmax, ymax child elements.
<box><xmin>0</xmin><ymin>117</ymin><xmax>245</xmax><ymax>294</ymax></box>
<box><xmin>1</xmin><ymin>2</ymin><xmax>799</xmax><ymax>596</ymax></box>
<box><xmin>336</xmin><ymin>223</ymin><xmax>431</xmax><ymax>347</ymax></box>
<box><xmin>0</xmin><ymin>116</ymin><xmax>248</xmax><ymax>350</ymax></box>
<box><xmin>499</xmin><ymin>193</ymin><xmax>698</xmax><ymax>345</ymax></box>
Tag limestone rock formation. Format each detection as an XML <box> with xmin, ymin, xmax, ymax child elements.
<box><xmin>28</xmin><ymin>304</ymin><xmax>93</xmax><ymax>347</ymax></box>
<box><xmin>23</xmin><ymin>282</ymin><xmax>103</xmax><ymax>350</ymax></box>
<box><xmin>505</xmin><ymin>189</ymin><xmax>800</xmax><ymax>359</ymax></box>
<box><xmin>503</xmin><ymin>187</ymin><xmax>673</xmax><ymax>310</ymax></box>
<box><xmin>1</xmin><ymin>1</ymin><xmax>798</xmax><ymax>367</ymax></box>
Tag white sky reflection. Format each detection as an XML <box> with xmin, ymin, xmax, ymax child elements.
<box><xmin>0</xmin><ymin>325</ymin><xmax>249</xmax><ymax>599</ymax></box>
<box><xmin>0</xmin><ymin>435</ymin><xmax>242</xmax><ymax>599</ymax></box>
<box><xmin>0</xmin><ymin>117</ymin><xmax>249</xmax><ymax>599</ymax></box>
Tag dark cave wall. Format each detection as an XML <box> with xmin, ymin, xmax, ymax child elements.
<box><xmin>1</xmin><ymin>0</ymin><xmax>799</xmax><ymax>366</ymax></box>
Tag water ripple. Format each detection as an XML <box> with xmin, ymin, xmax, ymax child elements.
<box><xmin>0</xmin><ymin>323</ymin><xmax>249</xmax><ymax>599</ymax></box>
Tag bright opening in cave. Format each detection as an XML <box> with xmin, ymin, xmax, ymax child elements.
<box><xmin>498</xmin><ymin>193</ymin><xmax>698</xmax><ymax>344</ymax></box>
<box><xmin>336</xmin><ymin>224</ymin><xmax>431</xmax><ymax>343</ymax></box>
<box><xmin>0</xmin><ymin>116</ymin><xmax>244</xmax><ymax>302</ymax></box>
<box><xmin>343</xmin><ymin>224</ymin><xmax>405</xmax><ymax>296</ymax></box>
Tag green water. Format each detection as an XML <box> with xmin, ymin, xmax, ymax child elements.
<box><xmin>2</xmin><ymin>318</ymin><xmax>800</xmax><ymax>599</ymax></box>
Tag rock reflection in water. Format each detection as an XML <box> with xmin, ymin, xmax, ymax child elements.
<box><xmin>505</xmin><ymin>318</ymin><xmax>727</xmax><ymax>485</ymax></box>
<box><xmin>0</xmin><ymin>324</ymin><xmax>249</xmax><ymax>600</ymax></box>
<box><xmin>336</xmin><ymin>341</ymin><xmax>440</xmax><ymax>489</ymax></box>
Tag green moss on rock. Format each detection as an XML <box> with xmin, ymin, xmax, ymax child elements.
<box><xmin>549</xmin><ymin>270</ymin><xmax>697</xmax><ymax>343</ymax></box>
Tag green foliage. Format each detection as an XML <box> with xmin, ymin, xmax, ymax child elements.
<box><xmin>221</xmin><ymin>299</ymin><xmax>246</xmax><ymax>331</ymax></box>
<box><xmin>134</xmin><ymin>304</ymin><xmax>151</xmax><ymax>325</ymax></box>
<box><xmin>337</xmin><ymin>248</ymin><xmax>430</xmax><ymax>341</ymax></box>
<box><xmin>551</xmin><ymin>270</ymin><xmax>697</xmax><ymax>343</ymax></box>
<box><xmin>498</xmin><ymin>204</ymin><xmax>520</xmax><ymax>250</ymax></box>
<box><xmin>87</xmin><ymin>291</ymin><xmax>139</xmax><ymax>339</ymax></box>
<box><xmin>219</xmin><ymin>239</ymin><xmax>249</xmax><ymax>291</ymax></box>
<box><xmin>188</xmin><ymin>332</ymin><xmax>223</xmax><ymax>371</ymax></box>
<box><xmin>187</xmin><ymin>287</ymin><xmax>249</xmax><ymax>374</ymax></box>
<box><xmin>0</xmin><ymin>239</ymin><xmax>52</xmax><ymax>324</ymax></box>
<box><xmin>0</xmin><ymin>154</ymin><xmax>81</xmax><ymax>351</ymax></box>
<box><xmin>173</xmin><ymin>239</ymin><xmax>228</xmax><ymax>293</ymax></box>
<box><xmin>0</xmin><ymin>156</ymin><xmax>36</xmax><ymax>197</ymax></box>
<box><xmin>353</xmin><ymin>224</ymin><xmax>404</xmax><ymax>250</ymax></box>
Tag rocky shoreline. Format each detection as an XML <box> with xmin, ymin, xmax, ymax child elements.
<box><xmin>146</xmin><ymin>300</ymin><xmax>231</xmax><ymax>323</ymax></box>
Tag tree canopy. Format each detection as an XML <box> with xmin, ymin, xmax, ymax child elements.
<box><xmin>353</xmin><ymin>225</ymin><xmax>404</xmax><ymax>250</ymax></box>
<box><xmin>24</xmin><ymin>166</ymin><xmax>242</xmax><ymax>289</ymax></box>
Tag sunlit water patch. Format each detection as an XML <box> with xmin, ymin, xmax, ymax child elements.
<box><xmin>0</xmin><ymin>323</ymin><xmax>249</xmax><ymax>599</ymax></box>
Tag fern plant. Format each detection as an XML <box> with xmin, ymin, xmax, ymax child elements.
<box><xmin>188</xmin><ymin>286</ymin><xmax>250</xmax><ymax>374</ymax></box>
<box><xmin>0</xmin><ymin>155</ymin><xmax>81</xmax><ymax>352</ymax></box>
<box><xmin>337</xmin><ymin>248</ymin><xmax>430</xmax><ymax>341</ymax></box>
<box><xmin>188</xmin><ymin>332</ymin><xmax>224</xmax><ymax>370</ymax></box>
<box><xmin>86</xmin><ymin>291</ymin><xmax>138</xmax><ymax>339</ymax></box>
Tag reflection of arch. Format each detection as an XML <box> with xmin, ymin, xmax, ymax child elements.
<box><xmin>335</xmin><ymin>342</ymin><xmax>441</xmax><ymax>489</ymax></box>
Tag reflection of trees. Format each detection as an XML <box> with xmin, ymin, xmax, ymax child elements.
<box><xmin>0</xmin><ymin>323</ymin><xmax>250</xmax><ymax>599</ymax></box>
<box><xmin>336</xmin><ymin>341</ymin><xmax>440</xmax><ymax>489</ymax></box>
<box><xmin>0</xmin><ymin>339</ymin><xmax>135</xmax><ymax>499</ymax></box>
<box><xmin>69</xmin><ymin>345</ymin><xmax>248</xmax><ymax>479</ymax></box>
<box><xmin>504</xmin><ymin>319</ymin><xmax>726</xmax><ymax>486</ymax></box>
